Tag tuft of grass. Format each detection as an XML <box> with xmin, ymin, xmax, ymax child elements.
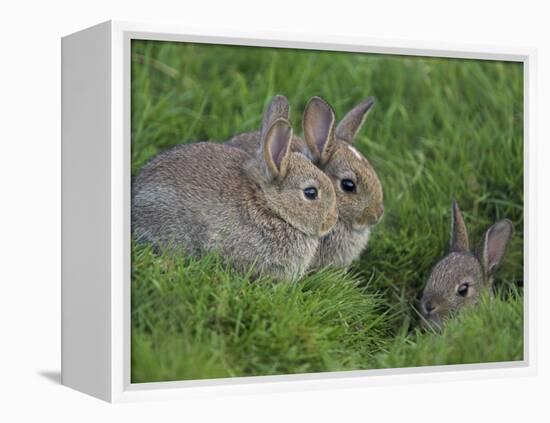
<box><xmin>131</xmin><ymin>244</ymin><xmax>396</xmax><ymax>383</ymax></box>
<box><xmin>130</xmin><ymin>40</ymin><xmax>524</xmax><ymax>382</ymax></box>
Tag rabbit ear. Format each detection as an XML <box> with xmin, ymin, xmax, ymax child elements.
<box><xmin>260</xmin><ymin>95</ymin><xmax>290</xmax><ymax>142</ymax></box>
<box><xmin>481</xmin><ymin>219</ymin><xmax>513</xmax><ymax>277</ymax></box>
<box><xmin>262</xmin><ymin>118</ymin><xmax>293</xmax><ymax>179</ymax></box>
<box><xmin>450</xmin><ymin>200</ymin><xmax>469</xmax><ymax>252</ymax></box>
<box><xmin>335</xmin><ymin>97</ymin><xmax>375</xmax><ymax>144</ymax></box>
<box><xmin>303</xmin><ymin>96</ymin><xmax>336</xmax><ymax>164</ymax></box>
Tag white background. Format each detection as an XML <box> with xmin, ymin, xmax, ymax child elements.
<box><xmin>1</xmin><ymin>0</ymin><xmax>548</xmax><ymax>421</ymax></box>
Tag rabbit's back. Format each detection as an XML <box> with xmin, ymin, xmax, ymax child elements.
<box><xmin>226</xmin><ymin>131</ymin><xmax>261</xmax><ymax>157</ymax></box>
<box><xmin>133</xmin><ymin>142</ymin><xmax>241</xmax><ymax>249</ymax></box>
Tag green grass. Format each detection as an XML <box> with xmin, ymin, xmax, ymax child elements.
<box><xmin>373</xmin><ymin>290</ymin><xmax>524</xmax><ymax>368</ymax></box>
<box><xmin>131</xmin><ymin>245</ymin><xmax>394</xmax><ymax>382</ymax></box>
<box><xmin>130</xmin><ymin>40</ymin><xmax>524</xmax><ymax>382</ymax></box>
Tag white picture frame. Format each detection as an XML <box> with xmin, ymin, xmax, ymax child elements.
<box><xmin>61</xmin><ymin>20</ymin><xmax>537</xmax><ymax>403</ymax></box>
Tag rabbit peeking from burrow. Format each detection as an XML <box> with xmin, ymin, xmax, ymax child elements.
<box><xmin>420</xmin><ymin>200</ymin><xmax>513</xmax><ymax>329</ymax></box>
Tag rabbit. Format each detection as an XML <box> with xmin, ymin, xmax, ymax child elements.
<box><xmin>228</xmin><ymin>95</ymin><xmax>384</xmax><ymax>269</ymax></box>
<box><xmin>420</xmin><ymin>200</ymin><xmax>513</xmax><ymax>328</ymax></box>
<box><xmin>132</xmin><ymin>98</ymin><xmax>338</xmax><ymax>282</ymax></box>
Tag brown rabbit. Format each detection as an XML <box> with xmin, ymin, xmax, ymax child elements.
<box><xmin>228</xmin><ymin>96</ymin><xmax>384</xmax><ymax>269</ymax></box>
<box><xmin>420</xmin><ymin>200</ymin><xmax>513</xmax><ymax>328</ymax></box>
<box><xmin>132</xmin><ymin>99</ymin><xmax>338</xmax><ymax>281</ymax></box>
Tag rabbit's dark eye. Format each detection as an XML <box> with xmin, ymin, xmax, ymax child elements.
<box><xmin>457</xmin><ymin>283</ymin><xmax>469</xmax><ymax>297</ymax></box>
<box><xmin>341</xmin><ymin>179</ymin><xmax>356</xmax><ymax>193</ymax></box>
<box><xmin>303</xmin><ymin>187</ymin><xmax>318</xmax><ymax>200</ymax></box>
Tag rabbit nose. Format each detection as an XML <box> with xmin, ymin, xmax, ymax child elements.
<box><xmin>423</xmin><ymin>300</ymin><xmax>437</xmax><ymax>315</ymax></box>
<box><xmin>358</xmin><ymin>203</ymin><xmax>384</xmax><ymax>226</ymax></box>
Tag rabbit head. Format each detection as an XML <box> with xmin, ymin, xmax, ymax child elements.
<box><xmin>244</xmin><ymin>99</ymin><xmax>338</xmax><ymax>238</ymax></box>
<box><xmin>302</xmin><ymin>96</ymin><xmax>384</xmax><ymax>232</ymax></box>
<box><xmin>420</xmin><ymin>200</ymin><xmax>513</xmax><ymax>328</ymax></box>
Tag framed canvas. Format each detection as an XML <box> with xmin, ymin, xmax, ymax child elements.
<box><xmin>61</xmin><ymin>20</ymin><xmax>537</xmax><ymax>402</ymax></box>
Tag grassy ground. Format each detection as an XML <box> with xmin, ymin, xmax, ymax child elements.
<box><xmin>130</xmin><ymin>40</ymin><xmax>524</xmax><ymax>383</ymax></box>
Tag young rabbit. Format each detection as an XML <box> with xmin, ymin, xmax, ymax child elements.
<box><xmin>228</xmin><ymin>96</ymin><xmax>384</xmax><ymax>269</ymax></box>
<box><xmin>132</xmin><ymin>99</ymin><xmax>338</xmax><ymax>282</ymax></box>
<box><xmin>420</xmin><ymin>200</ymin><xmax>513</xmax><ymax>328</ymax></box>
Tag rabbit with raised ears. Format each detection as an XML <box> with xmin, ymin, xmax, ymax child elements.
<box><xmin>303</xmin><ymin>96</ymin><xmax>384</xmax><ymax>269</ymax></box>
<box><xmin>132</xmin><ymin>98</ymin><xmax>338</xmax><ymax>281</ymax></box>
<box><xmin>228</xmin><ymin>96</ymin><xmax>384</xmax><ymax>269</ymax></box>
<box><xmin>420</xmin><ymin>200</ymin><xmax>513</xmax><ymax>328</ymax></box>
